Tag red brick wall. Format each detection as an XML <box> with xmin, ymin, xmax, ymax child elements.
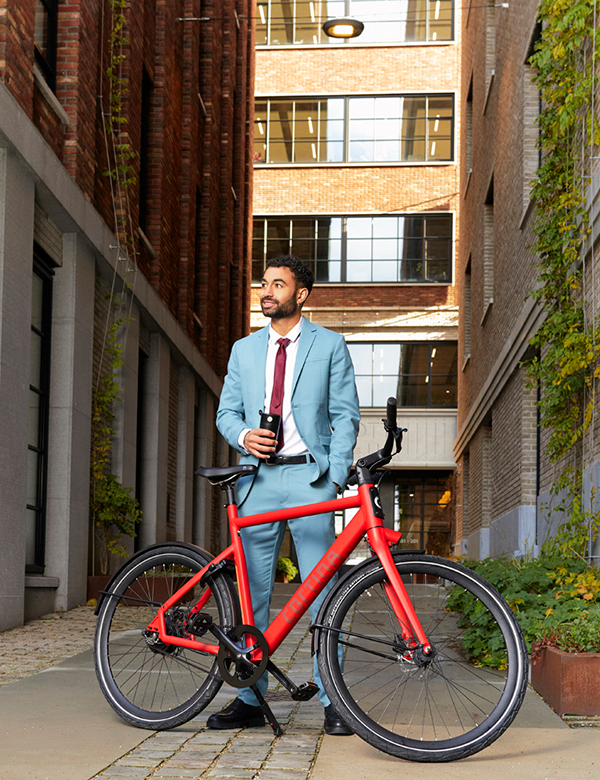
<box><xmin>1</xmin><ymin>0</ymin><xmax>255</xmax><ymax>374</ymax></box>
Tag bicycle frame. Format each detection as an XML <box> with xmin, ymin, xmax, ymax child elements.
<box><xmin>146</xmin><ymin>482</ymin><xmax>431</xmax><ymax>657</ymax></box>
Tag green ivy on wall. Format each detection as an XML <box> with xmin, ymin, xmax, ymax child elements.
<box><xmin>527</xmin><ymin>0</ymin><xmax>600</xmax><ymax>467</ymax></box>
<box><xmin>91</xmin><ymin>0</ymin><xmax>141</xmax><ymax>576</ymax></box>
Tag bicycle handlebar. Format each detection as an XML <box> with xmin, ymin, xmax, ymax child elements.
<box><xmin>346</xmin><ymin>397</ymin><xmax>406</xmax><ymax>488</ymax></box>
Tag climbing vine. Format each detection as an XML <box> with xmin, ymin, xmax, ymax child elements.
<box><xmin>91</xmin><ymin>317</ymin><xmax>141</xmax><ymax>575</ymax></box>
<box><xmin>526</xmin><ymin>0</ymin><xmax>600</xmax><ymax>477</ymax></box>
<box><xmin>90</xmin><ymin>0</ymin><xmax>141</xmax><ymax>575</ymax></box>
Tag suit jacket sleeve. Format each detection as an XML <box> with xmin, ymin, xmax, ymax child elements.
<box><xmin>327</xmin><ymin>335</ymin><xmax>360</xmax><ymax>488</ymax></box>
<box><xmin>216</xmin><ymin>341</ymin><xmax>249</xmax><ymax>453</ymax></box>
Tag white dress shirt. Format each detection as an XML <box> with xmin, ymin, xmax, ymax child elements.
<box><xmin>238</xmin><ymin>318</ymin><xmax>309</xmax><ymax>456</ymax></box>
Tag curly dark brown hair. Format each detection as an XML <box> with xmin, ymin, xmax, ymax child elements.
<box><xmin>265</xmin><ymin>255</ymin><xmax>314</xmax><ymax>294</ymax></box>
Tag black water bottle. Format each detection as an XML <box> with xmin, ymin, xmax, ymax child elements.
<box><xmin>259</xmin><ymin>410</ymin><xmax>281</xmax><ymax>464</ymax></box>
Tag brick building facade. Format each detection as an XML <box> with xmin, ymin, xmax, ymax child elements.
<box><xmin>253</xmin><ymin>2</ymin><xmax>461</xmax><ymax>560</ymax></box>
<box><xmin>455</xmin><ymin>0</ymin><xmax>600</xmax><ymax>561</ymax></box>
<box><xmin>0</xmin><ymin>0</ymin><xmax>255</xmax><ymax>629</ymax></box>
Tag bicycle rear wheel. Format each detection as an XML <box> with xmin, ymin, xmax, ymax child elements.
<box><xmin>94</xmin><ymin>545</ymin><xmax>239</xmax><ymax>730</ymax></box>
<box><xmin>317</xmin><ymin>553</ymin><xmax>527</xmax><ymax>762</ymax></box>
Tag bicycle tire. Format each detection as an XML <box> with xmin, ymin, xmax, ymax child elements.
<box><xmin>317</xmin><ymin>553</ymin><xmax>528</xmax><ymax>762</ymax></box>
<box><xmin>94</xmin><ymin>545</ymin><xmax>240</xmax><ymax>730</ymax></box>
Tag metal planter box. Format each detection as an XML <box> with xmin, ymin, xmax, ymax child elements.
<box><xmin>531</xmin><ymin>643</ymin><xmax>600</xmax><ymax>716</ymax></box>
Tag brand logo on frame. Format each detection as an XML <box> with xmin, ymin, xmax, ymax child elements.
<box><xmin>282</xmin><ymin>549</ymin><xmax>342</xmax><ymax>623</ymax></box>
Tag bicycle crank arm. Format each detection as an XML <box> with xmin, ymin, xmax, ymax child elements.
<box><xmin>208</xmin><ymin>623</ymin><xmax>258</xmax><ymax>670</ymax></box>
<box><xmin>266</xmin><ymin>661</ymin><xmax>319</xmax><ymax>701</ymax></box>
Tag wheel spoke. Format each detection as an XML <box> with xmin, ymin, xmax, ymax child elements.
<box><xmin>319</xmin><ymin>554</ymin><xmax>527</xmax><ymax>761</ymax></box>
<box><xmin>95</xmin><ymin>547</ymin><xmax>238</xmax><ymax>729</ymax></box>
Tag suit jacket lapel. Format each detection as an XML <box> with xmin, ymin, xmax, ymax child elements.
<box><xmin>292</xmin><ymin>317</ymin><xmax>317</xmax><ymax>397</ymax></box>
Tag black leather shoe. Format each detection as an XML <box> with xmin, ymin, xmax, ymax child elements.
<box><xmin>324</xmin><ymin>704</ymin><xmax>353</xmax><ymax>736</ymax></box>
<box><xmin>206</xmin><ymin>698</ymin><xmax>266</xmax><ymax>730</ymax></box>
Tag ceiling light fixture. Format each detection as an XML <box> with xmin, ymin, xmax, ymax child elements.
<box><xmin>322</xmin><ymin>18</ymin><xmax>365</xmax><ymax>39</ymax></box>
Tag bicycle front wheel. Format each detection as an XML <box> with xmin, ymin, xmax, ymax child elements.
<box><xmin>94</xmin><ymin>545</ymin><xmax>239</xmax><ymax>730</ymax></box>
<box><xmin>318</xmin><ymin>553</ymin><xmax>527</xmax><ymax>762</ymax></box>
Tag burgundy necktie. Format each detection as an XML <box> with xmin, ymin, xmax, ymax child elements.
<box><xmin>270</xmin><ymin>337</ymin><xmax>290</xmax><ymax>451</ymax></box>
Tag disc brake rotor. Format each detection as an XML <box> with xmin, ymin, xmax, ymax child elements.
<box><xmin>217</xmin><ymin>624</ymin><xmax>269</xmax><ymax>688</ymax></box>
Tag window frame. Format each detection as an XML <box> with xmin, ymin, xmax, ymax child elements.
<box><xmin>252</xmin><ymin>213</ymin><xmax>454</xmax><ymax>285</ymax></box>
<box><xmin>347</xmin><ymin>340</ymin><xmax>458</xmax><ymax>409</ymax></box>
<box><xmin>27</xmin><ymin>250</ymin><xmax>54</xmax><ymax>574</ymax></box>
<box><xmin>34</xmin><ymin>0</ymin><xmax>59</xmax><ymax>90</ymax></box>
<box><xmin>256</xmin><ymin>0</ymin><xmax>455</xmax><ymax>47</ymax></box>
<box><xmin>254</xmin><ymin>94</ymin><xmax>455</xmax><ymax>166</ymax></box>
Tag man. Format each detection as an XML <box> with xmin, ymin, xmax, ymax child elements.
<box><xmin>209</xmin><ymin>255</ymin><xmax>360</xmax><ymax>736</ymax></box>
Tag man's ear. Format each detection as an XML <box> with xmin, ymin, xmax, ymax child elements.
<box><xmin>297</xmin><ymin>286</ymin><xmax>309</xmax><ymax>306</ymax></box>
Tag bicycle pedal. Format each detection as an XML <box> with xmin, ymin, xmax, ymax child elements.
<box><xmin>186</xmin><ymin>612</ymin><xmax>213</xmax><ymax>637</ymax></box>
<box><xmin>291</xmin><ymin>682</ymin><xmax>319</xmax><ymax>701</ymax></box>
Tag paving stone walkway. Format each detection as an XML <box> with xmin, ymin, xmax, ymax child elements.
<box><xmin>0</xmin><ymin>598</ymin><xmax>326</xmax><ymax>780</ymax></box>
<box><xmin>90</xmin><ymin>608</ymin><xmax>324</xmax><ymax>780</ymax></box>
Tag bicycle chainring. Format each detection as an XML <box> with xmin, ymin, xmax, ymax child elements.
<box><xmin>217</xmin><ymin>624</ymin><xmax>269</xmax><ymax>688</ymax></box>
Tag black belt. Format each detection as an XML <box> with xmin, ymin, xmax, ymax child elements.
<box><xmin>265</xmin><ymin>454</ymin><xmax>315</xmax><ymax>466</ymax></box>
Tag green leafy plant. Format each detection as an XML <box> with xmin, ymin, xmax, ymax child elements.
<box><xmin>91</xmin><ymin>316</ymin><xmax>141</xmax><ymax>575</ymax></box>
<box><xmin>447</xmin><ymin>557</ymin><xmax>600</xmax><ymax>667</ymax></box>
<box><xmin>90</xmin><ymin>0</ymin><xmax>142</xmax><ymax>576</ymax></box>
<box><xmin>526</xmin><ymin>1</ymin><xmax>600</xmax><ymax>471</ymax></box>
<box><xmin>276</xmin><ymin>557</ymin><xmax>299</xmax><ymax>582</ymax></box>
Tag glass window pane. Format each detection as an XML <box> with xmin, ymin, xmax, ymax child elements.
<box><xmin>372</xmin><ymin>261</ymin><xmax>398</xmax><ymax>282</ymax></box>
<box><xmin>373</xmin><ymin>375</ymin><xmax>398</xmax><ymax>406</ymax></box>
<box><xmin>30</xmin><ymin>331</ymin><xmax>42</xmax><ymax>389</ymax></box>
<box><xmin>27</xmin><ymin>448</ymin><xmax>40</xmax><ymax>506</ymax></box>
<box><xmin>400</xmin><ymin>344</ymin><xmax>429</xmax><ymax>374</ymax></box>
<box><xmin>430</xmin><ymin>376</ymin><xmax>457</xmax><ymax>406</ymax></box>
<box><xmin>292</xmin><ymin>219</ymin><xmax>315</xmax><ymax>239</ymax></box>
<box><xmin>374</xmin><ymin>140</ymin><xmax>400</xmax><ymax>161</ymax></box>
<box><xmin>425</xmin><ymin>237</ymin><xmax>450</xmax><ymax>260</ymax></box>
<box><xmin>316</xmin><ymin>261</ymin><xmax>341</xmax><ymax>282</ymax></box>
<box><xmin>348</xmin><ymin>141</ymin><xmax>373</xmax><ymax>162</ymax></box>
<box><xmin>31</xmin><ymin>273</ymin><xmax>44</xmax><ymax>331</ymax></box>
<box><xmin>291</xmin><ymin>238</ymin><xmax>316</xmax><ymax>261</ymax></box>
<box><xmin>346</xmin><ymin>217</ymin><xmax>371</xmax><ymax>239</ymax></box>
<box><xmin>34</xmin><ymin>0</ymin><xmax>49</xmax><ymax>56</ymax></box>
<box><xmin>29</xmin><ymin>390</ymin><xmax>40</xmax><ymax>448</ymax></box>
<box><xmin>374</xmin><ymin>96</ymin><xmax>401</xmax><ymax>119</ymax></box>
<box><xmin>346</xmin><ymin>262</ymin><xmax>372</xmax><ymax>282</ymax></box>
<box><xmin>400</xmin><ymin>260</ymin><xmax>424</xmax><ymax>281</ymax></box>
<box><xmin>347</xmin><ymin>239</ymin><xmax>373</xmax><ymax>261</ymax></box>
<box><xmin>426</xmin><ymin>259</ymin><xmax>451</xmax><ymax>281</ymax></box>
<box><xmin>26</xmin><ymin>508</ymin><xmax>38</xmax><ymax>567</ymax></box>
<box><xmin>355</xmin><ymin>375</ymin><xmax>373</xmax><ymax>407</ymax></box>
<box><xmin>373</xmin><ymin>343</ymin><xmax>400</xmax><ymax>374</ymax></box>
<box><xmin>348</xmin><ymin>343</ymin><xmax>373</xmax><ymax>373</ymax></box>
<box><xmin>399</xmin><ymin>374</ymin><xmax>429</xmax><ymax>406</ymax></box>
<box><xmin>269</xmin><ymin>0</ymin><xmax>295</xmax><ymax>44</ymax></box>
<box><xmin>425</xmin><ymin>215</ymin><xmax>452</xmax><ymax>237</ymax></box>
<box><xmin>372</xmin><ymin>239</ymin><xmax>397</xmax><ymax>260</ymax></box>
<box><xmin>372</xmin><ymin>217</ymin><xmax>397</xmax><ymax>238</ymax></box>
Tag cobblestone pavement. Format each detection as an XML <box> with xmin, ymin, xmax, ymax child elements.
<box><xmin>90</xmin><ymin>609</ymin><xmax>325</xmax><ymax>780</ymax></box>
<box><xmin>0</xmin><ymin>605</ymin><xmax>98</xmax><ymax>687</ymax></box>
<box><xmin>0</xmin><ymin>603</ymin><xmax>326</xmax><ymax>779</ymax></box>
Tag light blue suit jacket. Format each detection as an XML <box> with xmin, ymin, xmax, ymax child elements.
<box><xmin>217</xmin><ymin>317</ymin><xmax>360</xmax><ymax>504</ymax></box>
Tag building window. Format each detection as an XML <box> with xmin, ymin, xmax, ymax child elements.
<box><xmin>483</xmin><ymin>177</ymin><xmax>494</xmax><ymax>316</ymax></box>
<box><xmin>257</xmin><ymin>0</ymin><xmax>454</xmax><ymax>46</ymax></box>
<box><xmin>34</xmin><ymin>0</ymin><xmax>58</xmax><ymax>89</ymax></box>
<box><xmin>27</xmin><ymin>254</ymin><xmax>53</xmax><ymax>572</ymax></box>
<box><xmin>254</xmin><ymin>95</ymin><xmax>454</xmax><ymax>164</ymax></box>
<box><xmin>347</xmin><ymin>341</ymin><xmax>457</xmax><ymax>408</ymax></box>
<box><xmin>252</xmin><ymin>214</ymin><xmax>453</xmax><ymax>283</ymax></box>
<box><xmin>394</xmin><ymin>472</ymin><xmax>454</xmax><ymax>555</ymax></box>
<box><xmin>463</xmin><ymin>255</ymin><xmax>472</xmax><ymax>360</ymax></box>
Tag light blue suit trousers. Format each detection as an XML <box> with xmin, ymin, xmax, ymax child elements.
<box><xmin>237</xmin><ymin>463</ymin><xmax>338</xmax><ymax>706</ymax></box>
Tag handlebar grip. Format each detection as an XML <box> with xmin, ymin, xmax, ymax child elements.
<box><xmin>386</xmin><ymin>397</ymin><xmax>397</xmax><ymax>429</ymax></box>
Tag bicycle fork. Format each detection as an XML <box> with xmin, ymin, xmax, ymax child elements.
<box><xmin>361</xmin><ymin>485</ymin><xmax>432</xmax><ymax>658</ymax></box>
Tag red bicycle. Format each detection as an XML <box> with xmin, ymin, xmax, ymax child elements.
<box><xmin>94</xmin><ymin>399</ymin><xmax>527</xmax><ymax>763</ymax></box>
